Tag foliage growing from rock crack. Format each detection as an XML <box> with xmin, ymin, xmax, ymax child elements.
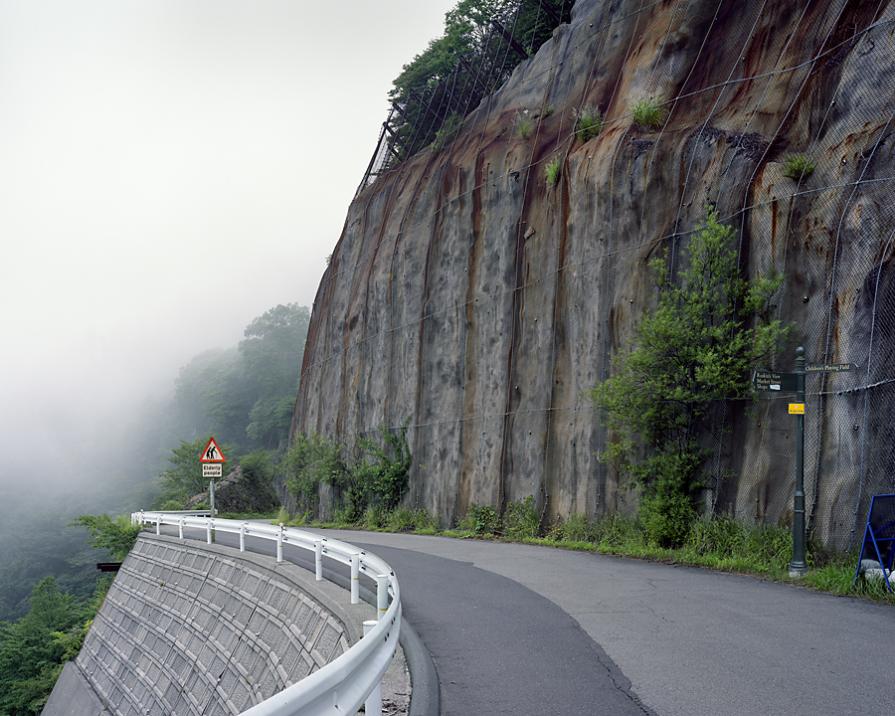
<box><xmin>782</xmin><ymin>153</ymin><xmax>815</xmax><ymax>181</ymax></box>
<box><xmin>514</xmin><ymin>111</ymin><xmax>535</xmax><ymax>139</ymax></box>
<box><xmin>545</xmin><ymin>157</ymin><xmax>561</xmax><ymax>187</ymax></box>
<box><xmin>574</xmin><ymin>106</ymin><xmax>603</xmax><ymax>141</ymax></box>
<box><xmin>631</xmin><ymin>98</ymin><xmax>666</xmax><ymax>129</ymax></box>
<box><xmin>592</xmin><ymin>209</ymin><xmax>787</xmax><ymax>546</ymax></box>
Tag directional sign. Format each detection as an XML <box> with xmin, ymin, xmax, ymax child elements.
<box><xmin>203</xmin><ymin>463</ymin><xmax>223</xmax><ymax>478</ymax></box>
<box><xmin>753</xmin><ymin>369</ymin><xmax>798</xmax><ymax>392</ymax></box>
<box><xmin>199</xmin><ymin>437</ymin><xmax>226</xmax><ymax>464</ymax></box>
<box><xmin>806</xmin><ymin>362</ymin><xmax>856</xmax><ymax>373</ymax></box>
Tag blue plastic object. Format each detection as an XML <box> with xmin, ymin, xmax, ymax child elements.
<box><xmin>853</xmin><ymin>493</ymin><xmax>895</xmax><ymax>593</ymax></box>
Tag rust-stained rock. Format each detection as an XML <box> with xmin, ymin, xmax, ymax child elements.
<box><xmin>294</xmin><ymin>0</ymin><xmax>895</xmax><ymax>547</ymax></box>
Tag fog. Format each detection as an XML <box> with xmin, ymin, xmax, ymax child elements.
<box><xmin>0</xmin><ymin>0</ymin><xmax>454</xmax><ymax>500</ymax></box>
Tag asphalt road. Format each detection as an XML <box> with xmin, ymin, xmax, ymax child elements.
<box><xmin>172</xmin><ymin>526</ymin><xmax>894</xmax><ymax>715</ymax></box>
<box><xmin>317</xmin><ymin>530</ymin><xmax>894</xmax><ymax>716</ymax></box>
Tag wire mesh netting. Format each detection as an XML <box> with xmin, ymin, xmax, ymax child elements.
<box><xmin>300</xmin><ymin>0</ymin><xmax>895</xmax><ymax>551</ymax></box>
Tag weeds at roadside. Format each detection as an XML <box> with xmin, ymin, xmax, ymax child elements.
<box><xmin>268</xmin><ymin>501</ymin><xmax>893</xmax><ymax>606</ymax></box>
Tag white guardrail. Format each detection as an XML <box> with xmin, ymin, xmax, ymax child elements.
<box><xmin>131</xmin><ymin>511</ymin><xmax>401</xmax><ymax>716</ymax></box>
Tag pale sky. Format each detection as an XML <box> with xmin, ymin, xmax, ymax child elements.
<box><xmin>0</xmin><ymin>0</ymin><xmax>454</xmax><ymax>484</ymax></box>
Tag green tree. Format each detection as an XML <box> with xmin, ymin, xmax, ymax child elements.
<box><xmin>71</xmin><ymin>515</ymin><xmax>141</xmax><ymax>561</ymax></box>
<box><xmin>593</xmin><ymin>210</ymin><xmax>786</xmax><ymax>546</ymax></box>
<box><xmin>387</xmin><ymin>0</ymin><xmax>570</xmax><ymax>159</ymax></box>
<box><xmin>0</xmin><ymin>578</ymin><xmax>79</xmax><ymax>715</ymax></box>
<box><xmin>171</xmin><ymin>348</ymin><xmax>252</xmax><ymax>448</ymax></box>
<box><xmin>0</xmin><ymin>576</ymin><xmax>111</xmax><ymax>715</ymax></box>
<box><xmin>157</xmin><ymin>436</ymin><xmax>219</xmax><ymax>504</ymax></box>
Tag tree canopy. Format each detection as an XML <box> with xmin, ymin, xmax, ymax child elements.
<box><xmin>386</xmin><ymin>0</ymin><xmax>572</xmax><ymax>160</ymax></box>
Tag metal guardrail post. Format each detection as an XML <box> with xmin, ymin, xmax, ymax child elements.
<box><xmin>363</xmin><ymin>620</ymin><xmax>382</xmax><ymax>716</ymax></box>
<box><xmin>206</xmin><ymin>520</ymin><xmax>212</xmax><ymax>545</ymax></box>
<box><xmin>376</xmin><ymin>575</ymin><xmax>389</xmax><ymax>620</ymax></box>
<box><xmin>315</xmin><ymin>540</ymin><xmax>323</xmax><ymax>581</ymax></box>
<box><xmin>178</xmin><ymin>519</ymin><xmax>184</xmax><ymax>540</ymax></box>
<box><xmin>276</xmin><ymin>524</ymin><xmax>284</xmax><ymax>563</ymax></box>
<box><xmin>350</xmin><ymin>553</ymin><xmax>360</xmax><ymax>604</ymax></box>
<box><xmin>155</xmin><ymin>518</ymin><xmax>161</xmax><ymax>536</ymax></box>
<box><xmin>239</xmin><ymin>523</ymin><xmax>246</xmax><ymax>552</ymax></box>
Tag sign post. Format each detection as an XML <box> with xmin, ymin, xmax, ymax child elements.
<box><xmin>788</xmin><ymin>347</ymin><xmax>808</xmax><ymax>578</ymax></box>
<box><xmin>199</xmin><ymin>437</ymin><xmax>227</xmax><ymax>520</ymax></box>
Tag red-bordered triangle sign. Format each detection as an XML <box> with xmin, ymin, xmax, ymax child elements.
<box><xmin>199</xmin><ymin>437</ymin><xmax>226</xmax><ymax>463</ymax></box>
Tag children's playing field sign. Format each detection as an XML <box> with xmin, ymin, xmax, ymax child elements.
<box><xmin>200</xmin><ymin>437</ymin><xmax>226</xmax><ymax>478</ymax></box>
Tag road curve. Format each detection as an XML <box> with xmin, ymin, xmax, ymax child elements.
<box><xmin>169</xmin><ymin>525</ymin><xmax>892</xmax><ymax>715</ymax></box>
<box><xmin>315</xmin><ymin>530</ymin><xmax>893</xmax><ymax>716</ymax></box>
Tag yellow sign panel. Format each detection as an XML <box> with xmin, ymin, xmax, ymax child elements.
<box><xmin>788</xmin><ymin>403</ymin><xmax>805</xmax><ymax>415</ymax></box>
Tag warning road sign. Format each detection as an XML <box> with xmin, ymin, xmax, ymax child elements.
<box><xmin>200</xmin><ymin>437</ymin><xmax>226</xmax><ymax>463</ymax></box>
<box><xmin>203</xmin><ymin>463</ymin><xmax>223</xmax><ymax>478</ymax></box>
<box><xmin>788</xmin><ymin>403</ymin><xmax>805</xmax><ymax>415</ymax></box>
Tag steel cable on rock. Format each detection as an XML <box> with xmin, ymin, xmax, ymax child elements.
<box><xmin>302</xmin><ymin>3</ymin><xmax>895</xmax><ymax>532</ymax></box>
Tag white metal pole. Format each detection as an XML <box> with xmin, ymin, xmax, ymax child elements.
<box><xmin>376</xmin><ymin>575</ymin><xmax>389</xmax><ymax>620</ymax></box>
<box><xmin>178</xmin><ymin>519</ymin><xmax>184</xmax><ymax>540</ymax></box>
<box><xmin>363</xmin><ymin>620</ymin><xmax>382</xmax><ymax>716</ymax></box>
<box><xmin>315</xmin><ymin>541</ymin><xmax>323</xmax><ymax>581</ymax></box>
<box><xmin>350</xmin><ymin>553</ymin><xmax>360</xmax><ymax>604</ymax></box>
<box><xmin>239</xmin><ymin>523</ymin><xmax>246</xmax><ymax>552</ymax></box>
<box><xmin>206</xmin><ymin>519</ymin><xmax>212</xmax><ymax>544</ymax></box>
<box><xmin>155</xmin><ymin>518</ymin><xmax>161</xmax><ymax>536</ymax></box>
<box><xmin>276</xmin><ymin>524</ymin><xmax>284</xmax><ymax>563</ymax></box>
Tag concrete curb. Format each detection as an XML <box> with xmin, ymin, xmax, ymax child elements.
<box><xmin>318</xmin><ymin>561</ymin><xmax>440</xmax><ymax>716</ymax></box>
<box><xmin>397</xmin><ymin>614</ymin><xmax>440</xmax><ymax>716</ymax></box>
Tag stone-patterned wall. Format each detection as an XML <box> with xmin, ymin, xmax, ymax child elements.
<box><xmin>68</xmin><ymin>536</ymin><xmax>357</xmax><ymax>716</ymax></box>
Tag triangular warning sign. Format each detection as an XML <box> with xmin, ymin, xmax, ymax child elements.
<box><xmin>199</xmin><ymin>437</ymin><xmax>226</xmax><ymax>463</ymax></box>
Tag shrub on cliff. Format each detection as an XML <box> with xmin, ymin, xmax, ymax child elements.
<box><xmin>286</xmin><ymin>426</ymin><xmax>412</xmax><ymax>521</ymax></box>
<box><xmin>351</xmin><ymin>424</ymin><xmax>412</xmax><ymax>513</ymax></box>
<box><xmin>593</xmin><ymin>209</ymin><xmax>787</xmax><ymax>546</ymax></box>
<box><xmin>284</xmin><ymin>433</ymin><xmax>348</xmax><ymax>513</ymax></box>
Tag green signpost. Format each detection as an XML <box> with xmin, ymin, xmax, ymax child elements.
<box><xmin>753</xmin><ymin>349</ymin><xmax>855</xmax><ymax>577</ymax></box>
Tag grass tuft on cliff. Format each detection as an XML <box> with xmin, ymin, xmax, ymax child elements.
<box><xmin>782</xmin><ymin>153</ymin><xmax>816</xmax><ymax>181</ymax></box>
<box><xmin>631</xmin><ymin>98</ymin><xmax>666</xmax><ymax>129</ymax></box>
<box><xmin>574</xmin><ymin>106</ymin><xmax>603</xmax><ymax>142</ymax></box>
<box><xmin>545</xmin><ymin>157</ymin><xmax>561</xmax><ymax>187</ymax></box>
<box><xmin>514</xmin><ymin>111</ymin><xmax>534</xmax><ymax>139</ymax></box>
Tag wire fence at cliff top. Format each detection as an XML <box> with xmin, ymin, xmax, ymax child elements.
<box><xmin>304</xmin><ymin>0</ymin><xmax>895</xmax><ymax>550</ymax></box>
<box><xmin>356</xmin><ymin>0</ymin><xmax>574</xmax><ymax>196</ymax></box>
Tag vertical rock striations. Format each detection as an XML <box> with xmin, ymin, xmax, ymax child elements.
<box><xmin>295</xmin><ymin>0</ymin><xmax>895</xmax><ymax>546</ymax></box>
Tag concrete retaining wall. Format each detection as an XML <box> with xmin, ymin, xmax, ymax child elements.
<box><xmin>44</xmin><ymin>535</ymin><xmax>367</xmax><ymax>715</ymax></box>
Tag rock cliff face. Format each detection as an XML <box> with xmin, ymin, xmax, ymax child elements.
<box><xmin>295</xmin><ymin>0</ymin><xmax>895</xmax><ymax>546</ymax></box>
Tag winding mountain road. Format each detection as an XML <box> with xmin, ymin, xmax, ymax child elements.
<box><xmin>174</xmin><ymin>526</ymin><xmax>892</xmax><ymax>715</ymax></box>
